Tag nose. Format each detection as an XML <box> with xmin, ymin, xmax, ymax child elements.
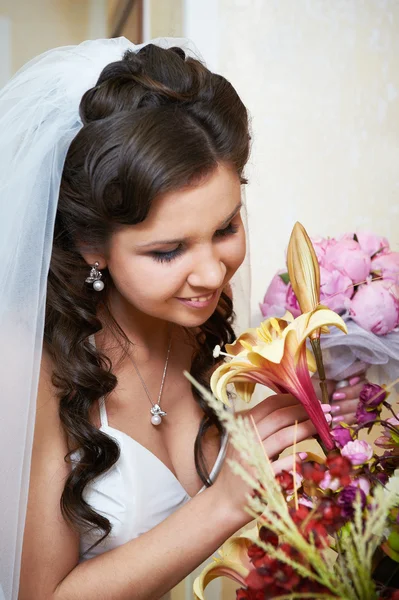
<box><xmin>187</xmin><ymin>247</ymin><xmax>227</xmax><ymax>291</ymax></box>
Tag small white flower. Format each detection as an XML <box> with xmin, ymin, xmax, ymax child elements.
<box><xmin>213</xmin><ymin>345</ymin><xmax>221</xmax><ymax>358</ymax></box>
<box><xmin>320</xmin><ymin>471</ymin><xmax>340</xmax><ymax>491</ymax></box>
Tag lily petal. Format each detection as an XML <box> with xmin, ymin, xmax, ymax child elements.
<box><xmin>193</xmin><ymin>560</ymin><xmax>249</xmax><ymax>600</ymax></box>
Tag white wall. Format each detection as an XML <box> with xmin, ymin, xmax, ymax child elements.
<box><xmin>186</xmin><ymin>0</ymin><xmax>399</xmax><ymax>327</ymax></box>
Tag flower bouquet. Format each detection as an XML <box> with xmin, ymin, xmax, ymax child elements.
<box><xmin>260</xmin><ymin>231</ymin><xmax>399</xmax><ymax>381</ymax></box>
<box><xmin>189</xmin><ymin>224</ymin><xmax>399</xmax><ymax>600</ymax></box>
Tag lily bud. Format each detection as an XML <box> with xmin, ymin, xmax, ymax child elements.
<box><xmin>287</xmin><ymin>222</ymin><xmax>321</xmax><ymax>314</ymax></box>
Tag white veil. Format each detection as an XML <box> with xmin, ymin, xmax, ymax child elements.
<box><xmin>0</xmin><ymin>36</ymin><xmax>251</xmax><ymax>600</ymax></box>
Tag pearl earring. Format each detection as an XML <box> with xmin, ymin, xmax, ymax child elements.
<box><xmin>85</xmin><ymin>261</ymin><xmax>104</xmax><ymax>291</ymax></box>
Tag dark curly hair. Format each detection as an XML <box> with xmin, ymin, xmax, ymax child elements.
<box><xmin>44</xmin><ymin>43</ymin><xmax>250</xmax><ymax>551</ymax></box>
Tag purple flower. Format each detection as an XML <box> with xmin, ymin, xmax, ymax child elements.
<box><xmin>355</xmin><ymin>402</ymin><xmax>379</xmax><ymax>425</ymax></box>
<box><xmin>337</xmin><ymin>485</ymin><xmax>366</xmax><ymax>518</ymax></box>
<box><xmin>331</xmin><ymin>426</ymin><xmax>353</xmax><ymax>449</ymax></box>
<box><xmin>341</xmin><ymin>440</ymin><xmax>373</xmax><ymax>466</ymax></box>
<box><xmin>359</xmin><ymin>383</ymin><xmax>387</xmax><ymax>408</ymax></box>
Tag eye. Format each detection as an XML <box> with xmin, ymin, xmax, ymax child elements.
<box><xmin>150</xmin><ymin>245</ymin><xmax>184</xmax><ymax>263</ymax></box>
<box><xmin>214</xmin><ymin>222</ymin><xmax>239</xmax><ymax>238</ymax></box>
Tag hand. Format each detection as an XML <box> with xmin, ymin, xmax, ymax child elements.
<box><xmin>312</xmin><ymin>362</ymin><xmax>368</xmax><ymax>427</ymax></box>
<box><xmin>213</xmin><ymin>393</ymin><xmax>331</xmax><ymax>525</ymax></box>
<box><xmin>330</xmin><ymin>367</ymin><xmax>368</xmax><ymax>428</ymax></box>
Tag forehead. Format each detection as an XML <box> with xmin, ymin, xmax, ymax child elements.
<box><xmin>135</xmin><ymin>164</ymin><xmax>241</xmax><ymax>235</ymax></box>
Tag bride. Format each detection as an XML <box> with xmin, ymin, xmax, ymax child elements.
<box><xmin>0</xmin><ymin>37</ymin><xmax>364</xmax><ymax>600</ymax></box>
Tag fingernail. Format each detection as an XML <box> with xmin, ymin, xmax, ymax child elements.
<box><xmin>349</xmin><ymin>376</ymin><xmax>361</xmax><ymax>386</ymax></box>
<box><xmin>321</xmin><ymin>403</ymin><xmax>332</xmax><ymax>413</ymax></box>
<box><xmin>332</xmin><ymin>391</ymin><xmax>346</xmax><ymax>401</ymax></box>
<box><xmin>325</xmin><ymin>414</ymin><xmax>332</xmax><ymax>423</ymax></box>
<box><xmin>331</xmin><ymin>405</ymin><xmax>341</xmax><ymax>414</ymax></box>
<box><xmin>299</xmin><ymin>452</ymin><xmax>308</xmax><ymax>460</ymax></box>
<box><xmin>333</xmin><ymin>415</ymin><xmax>343</xmax><ymax>423</ymax></box>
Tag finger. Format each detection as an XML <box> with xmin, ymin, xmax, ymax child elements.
<box><xmin>331</xmin><ymin>398</ymin><xmax>359</xmax><ymax>418</ymax></box>
<box><xmin>332</xmin><ymin>413</ymin><xmax>358</xmax><ymax>427</ymax></box>
<box><xmin>332</xmin><ymin>380</ymin><xmax>366</xmax><ymax>402</ymax></box>
<box><xmin>272</xmin><ymin>452</ymin><xmax>308</xmax><ymax>475</ymax></box>
<box><xmin>251</xmin><ymin>393</ymin><xmax>300</xmax><ymax>421</ymax></box>
<box><xmin>255</xmin><ymin>404</ymin><xmax>331</xmax><ymax>440</ymax></box>
<box><xmin>264</xmin><ymin>419</ymin><xmax>318</xmax><ymax>458</ymax></box>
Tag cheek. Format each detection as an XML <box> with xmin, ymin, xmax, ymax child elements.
<box><xmin>109</xmin><ymin>256</ymin><xmax>186</xmax><ymax>304</ymax></box>
<box><xmin>223</xmin><ymin>229</ymin><xmax>246</xmax><ymax>274</ymax></box>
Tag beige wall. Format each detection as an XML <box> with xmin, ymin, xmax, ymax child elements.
<box><xmin>0</xmin><ymin>0</ymin><xmax>90</xmax><ymax>73</ymax></box>
<box><xmin>213</xmin><ymin>0</ymin><xmax>399</xmax><ymax>323</ymax></box>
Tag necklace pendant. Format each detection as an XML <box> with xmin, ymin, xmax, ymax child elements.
<box><xmin>150</xmin><ymin>403</ymin><xmax>167</xmax><ymax>426</ymax></box>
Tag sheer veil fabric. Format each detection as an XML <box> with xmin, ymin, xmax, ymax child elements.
<box><xmin>0</xmin><ymin>37</ymin><xmax>251</xmax><ymax>599</ymax></box>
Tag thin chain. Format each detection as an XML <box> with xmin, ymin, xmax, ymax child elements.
<box><xmin>126</xmin><ymin>334</ymin><xmax>172</xmax><ymax>409</ymax></box>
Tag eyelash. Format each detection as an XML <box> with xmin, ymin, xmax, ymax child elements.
<box><xmin>150</xmin><ymin>222</ymin><xmax>239</xmax><ymax>264</ymax></box>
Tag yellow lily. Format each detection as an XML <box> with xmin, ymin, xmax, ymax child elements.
<box><xmin>211</xmin><ymin>309</ymin><xmax>348</xmax><ymax>451</ymax></box>
<box><xmin>193</xmin><ymin>525</ymin><xmax>258</xmax><ymax>600</ymax></box>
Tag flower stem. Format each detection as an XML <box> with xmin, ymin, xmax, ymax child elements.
<box><xmin>310</xmin><ymin>337</ymin><xmax>330</xmax><ymax>406</ymax></box>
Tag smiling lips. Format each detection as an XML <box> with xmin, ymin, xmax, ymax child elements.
<box><xmin>176</xmin><ymin>291</ymin><xmax>217</xmax><ymax>309</ymax></box>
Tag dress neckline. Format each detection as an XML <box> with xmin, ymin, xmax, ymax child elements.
<box><xmin>99</xmin><ymin>422</ymin><xmax>227</xmax><ymax>499</ymax></box>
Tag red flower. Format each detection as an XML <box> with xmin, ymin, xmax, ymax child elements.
<box><xmin>297</xmin><ymin>578</ymin><xmax>334</xmax><ymax>596</ymax></box>
<box><xmin>236</xmin><ymin>589</ymin><xmax>264</xmax><ymax>600</ymax></box>
<box><xmin>259</xmin><ymin>525</ymin><xmax>279</xmax><ymax>547</ymax></box>
<box><xmin>290</xmin><ymin>504</ymin><xmax>311</xmax><ymax>525</ymax></box>
<box><xmin>276</xmin><ymin>470</ymin><xmax>294</xmax><ymax>491</ymax></box>
<box><xmin>289</xmin><ymin>504</ymin><xmax>330</xmax><ymax>547</ymax></box>
<box><xmin>326</xmin><ymin>453</ymin><xmax>353</xmax><ymax>486</ymax></box>
<box><xmin>318</xmin><ymin>497</ymin><xmax>345</xmax><ymax>533</ymax></box>
<box><xmin>299</xmin><ymin>461</ymin><xmax>327</xmax><ymax>484</ymax></box>
<box><xmin>247</xmin><ymin>544</ymin><xmax>265</xmax><ymax>562</ymax></box>
<box><xmin>245</xmin><ymin>569</ymin><xmax>267</xmax><ymax>590</ymax></box>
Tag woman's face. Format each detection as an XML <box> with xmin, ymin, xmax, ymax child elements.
<box><xmin>100</xmin><ymin>164</ymin><xmax>246</xmax><ymax>328</ymax></box>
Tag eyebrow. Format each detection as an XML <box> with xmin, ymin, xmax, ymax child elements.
<box><xmin>137</xmin><ymin>201</ymin><xmax>243</xmax><ymax>249</ymax></box>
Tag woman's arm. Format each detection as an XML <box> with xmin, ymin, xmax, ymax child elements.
<box><xmin>53</xmin><ymin>481</ymin><xmax>242</xmax><ymax>600</ymax></box>
<box><xmin>20</xmin><ymin>355</ymin><xmax>316</xmax><ymax>600</ymax></box>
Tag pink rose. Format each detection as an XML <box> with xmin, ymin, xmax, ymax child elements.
<box><xmin>349</xmin><ymin>280</ymin><xmax>399</xmax><ymax>335</ymax></box>
<box><xmin>371</xmin><ymin>251</ymin><xmax>399</xmax><ymax>283</ymax></box>
<box><xmin>324</xmin><ymin>239</ymin><xmax>371</xmax><ymax>284</ymax></box>
<box><xmin>319</xmin><ymin>266</ymin><xmax>354</xmax><ymax>313</ymax></box>
<box><xmin>310</xmin><ymin>236</ymin><xmax>336</xmax><ymax>266</ymax></box>
<box><xmin>260</xmin><ymin>272</ymin><xmax>288</xmax><ymax>318</ymax></box>
<box><xmin>285</xmin><ymin>284</ymin><xmax>301</xmax><ymax>317</ymax></box>
<box><xmin>355</xmin><ymin>231</ymin><xmax>390</xmax><ymax>257</ymax></box>
<box><xmin>341</xmin><ymin>440</ymin><xmax>373</xmax><ymax>465</ymax></box>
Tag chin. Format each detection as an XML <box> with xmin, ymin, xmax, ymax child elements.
<box><xmin>168</xmin><ymin>307</ymin><xmax>218</xmax><ymax>329</ymax></box>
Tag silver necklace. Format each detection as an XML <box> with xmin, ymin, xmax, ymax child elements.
<box><xmin>127</xmin><ymin>335</ymin><xmax>172</xmax><ymax>426</ymax></box>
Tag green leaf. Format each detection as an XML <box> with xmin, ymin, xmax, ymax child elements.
<box><xmin>279</xmin><ymin>272</ymin><xmax>290</xmax><ymax>285</ymax></box>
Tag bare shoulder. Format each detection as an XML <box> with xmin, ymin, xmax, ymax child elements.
<box><xmin>19</xmin><ymin>348</ymin><xmax>80</xmax><ymax>599</ymax></box>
